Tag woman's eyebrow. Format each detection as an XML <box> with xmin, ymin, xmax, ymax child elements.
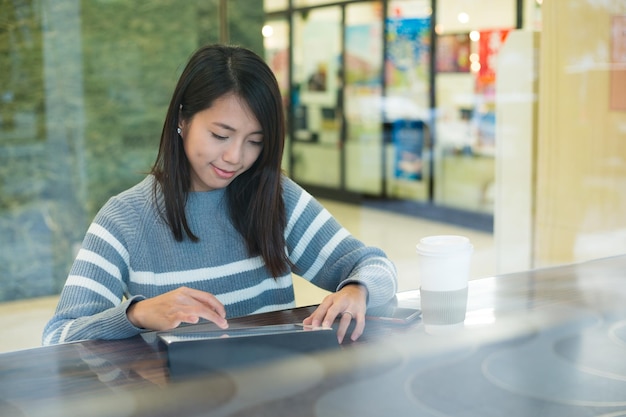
<box><xmin>212</xmin><ymin>122</ymin><xmax>263</xmax><ymax>135</ymax></box>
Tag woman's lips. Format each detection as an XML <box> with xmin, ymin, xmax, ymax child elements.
<box><xmin>213</xmin><ymin>165</ymin><xmax>236</xmax><ymax>179</ymax></box>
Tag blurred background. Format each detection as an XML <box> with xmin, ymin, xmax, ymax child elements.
<box><xmin>1</xmin><ymin>0</ymin><xmax>625</xmax><ymax>351</ymax></box>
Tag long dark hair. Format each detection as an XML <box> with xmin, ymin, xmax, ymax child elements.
<box><xmin>150</xmin><ymin>44</ymin><xmax>289</xmax><ymax>277</ymax></box>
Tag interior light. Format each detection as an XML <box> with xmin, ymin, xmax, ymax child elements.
<box><xmin>457</xmin><ymin>12</ymin><xmax>469</xmax><ymax>24</ymax></box>
<box><xmin>262</xmin><ymin>25</ymin><xmax>273</xmax><ymax>38</ymax></box>
<box><xmin>469</xmin><ymin>30</ymin><xmax>480</xmax><ymax>42</ymax></box>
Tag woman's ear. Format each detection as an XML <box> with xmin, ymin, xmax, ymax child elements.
<box><xmin>177</xmin><ymin>105</ymin><xmax>185</xmax><ymax>136</ymax></box>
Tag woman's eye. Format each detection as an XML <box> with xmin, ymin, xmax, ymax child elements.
<box><xmin>211</xmin><ymin>132</ymin><xmax>228</xmax><ymax>140</ymax></box>
<box><xmin>250</xmin><ymin>140</ymin><xmax>263</xmax><ymax>146</ymax></box>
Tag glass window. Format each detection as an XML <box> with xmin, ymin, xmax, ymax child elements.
<box><xmin>384</xmin><ymin>0</ymin><xmax>432</xmax><ymax>201</ymax></box>
<box><xmin>291</xmin><ymin>7</ymin><xmax>342</xmax><ymax>188</ymax></box>
<box><xmin>0</xmin><ymin>1</ymin><xmax>230</xmax><ymax>301</ymax></box>
<box><xmin>263</xmin><ymin>18</ymin><xmax>291</xmax><ymax>170</ymax></box>
<box><xmin>433</xmin><ymin>0</ymin><xmax>516</xmax><ymax>213</ymax></box>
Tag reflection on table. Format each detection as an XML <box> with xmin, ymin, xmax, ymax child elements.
<box><xmin>1</xmin><ymin>255</ymin><xmax>626</xmax><ymax>417</ymax></box>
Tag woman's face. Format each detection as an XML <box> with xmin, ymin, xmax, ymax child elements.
<box><xmin>179</xmin><ymin>93</ymin><xmax>263</xmax><ymax>192</ymax></box>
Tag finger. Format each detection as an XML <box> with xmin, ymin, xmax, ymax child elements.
<box><xmin>170</xmin><ymin>288</ymin><xmax>228</xmax><ymax>329</ymax></box>
<box><xmin>176</xmin><ymin>307</ymin><xmax>228</xmax><ymax>329</ymax></box>
<box><xmin>321</xmin><ymin>307</ymin><xmax>343</xmax><ymax>329</ymax></box>
<box><xmin>350</xmin><ymin>313</ymin><xmax>365</xmax><ymax>342</ymax></box>
<box><xmin>190</xmin><ymin>305</ymin><xmax>229</xmax><ymax>329</ymax></box>
<box><xmin>308</xmin><ymin>303</ymin><xmax>331</xmax><ymax>328</ymax></box>
<box><xmin>184</xmin><ymin>288</ymin><xmax>227</xmax><ymax>318</ymax></box>
<box><xmin>336</xmin><ymin>311</ymin><xmax>354</xmax><ymax>344</ymax></box>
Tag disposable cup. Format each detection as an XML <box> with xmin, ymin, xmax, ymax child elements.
<box><xmin>416</xmin><ymin>235</ymin><xmax>473</xmax><ymax>334</ymax></box>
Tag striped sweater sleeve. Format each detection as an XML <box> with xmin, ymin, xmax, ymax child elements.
<box><xmin>282</xmin><ymin>177</ymin><xmax>398</xmax><ymax>307</ymax></box>
<box><xmin>42</xmin><ymin>198</ymin><xmax>143</xmax><ymax>345</ymax></box>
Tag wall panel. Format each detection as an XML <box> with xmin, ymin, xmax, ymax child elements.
<box><xmin>535</xmin><ymin>0</ymin><xmax>626</xmax><ymax>267</ymax></box>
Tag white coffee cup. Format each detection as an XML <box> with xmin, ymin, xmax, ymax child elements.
<box><xmin>416</xmin><ymin>235</ymin><xmax>473</xmax><ymax>334</ymax></box>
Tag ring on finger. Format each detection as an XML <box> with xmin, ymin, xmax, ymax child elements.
<box><xmin>342</xmin><ymin>311</ymin><xmax>354</xmax><ymax>319</ymax></box>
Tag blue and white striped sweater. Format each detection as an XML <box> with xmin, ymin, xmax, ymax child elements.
<box><xmin>43</xmin><ymin>175</ymin><xmax>397</xmax><ymax>345</ymax></box>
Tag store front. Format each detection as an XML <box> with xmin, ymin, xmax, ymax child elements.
<box><xmin>263</xmin><ymin>0</ymin><xmax>542</xmax><ymax>229</ymax></box>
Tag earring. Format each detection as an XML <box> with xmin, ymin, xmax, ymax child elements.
<box><xmin>177</xmin><ymin>127</ymin><xmax>182</xmax><ymax>135</ymax></box>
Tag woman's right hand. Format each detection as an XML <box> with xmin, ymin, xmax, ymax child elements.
<box><xmin>126</xmin><ymin>286</ymin><xmax>228</xmax><ymax>331</ymax></box>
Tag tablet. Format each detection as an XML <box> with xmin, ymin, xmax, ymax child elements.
<box><xmin>158</xmin><ymin>323</ymin><xmax>339</xmax><ymax>378</ymax></box>
<box><xmin>158</xmin><ymin>323</ymin><xmax>330</xmax><ymax>345</ymax></box>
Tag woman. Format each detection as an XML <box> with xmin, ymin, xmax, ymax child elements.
<box><xmin>43</xmin><ymin>44</ymin><xmax>397</xmax><ymax>346</ymax></box>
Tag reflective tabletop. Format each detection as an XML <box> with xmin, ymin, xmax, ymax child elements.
<box><xmin>1</xmin><ymin>255</ymin><xmax>625</xmax><ymax>417</ymax></box>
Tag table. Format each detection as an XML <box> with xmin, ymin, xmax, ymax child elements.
<box><xmin>1</xmin><ymin>255</ymin><xmax>626</xmax><ymax>417</ymax></box>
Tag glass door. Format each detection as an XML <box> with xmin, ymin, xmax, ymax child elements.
<box><xmin>291</xmin><ymin>6</ymin><xmax>342</xmax><ymax>188</ymax></box>
<box><xmin>343</xmin><ymin>2</ymin><xmax>384</xmax><ymax>195</ymax></box>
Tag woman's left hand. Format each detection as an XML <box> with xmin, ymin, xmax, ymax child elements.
<box><xmin>302</xmin><ymin>283</ymin><xmax>368</xmax><ymax>344</ymax></box>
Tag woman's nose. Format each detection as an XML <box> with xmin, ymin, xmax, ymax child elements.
<box><xmin>222</xmin><ymin>141</ymin><xmax>243</xmax><ymax>164</ymax></box>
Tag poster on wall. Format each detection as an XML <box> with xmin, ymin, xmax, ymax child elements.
<box><xmin>391</xmin><ymin>119</ymin><xmax>424</xmax><ymax>181</ymax></box>
<box><xmin>610</xmin><ymin>15</ymin><xmax>626</xmax><ymax>111</ymax></box>
<box><xmin>385</xmin><ymin>17</ymin><xmax>430</xmax><ymax>83</ymax></box>
<box><xmin>437</xmin><ymin>33</ymin><xmax>471</xmax><ymax>73</ymax></box>
<box><xmin>474</xmin><ymin>28</ymin><xmax>511</xmax><ymax>148</ymax></box>
<box><xmin>344</xmin><ymin>23</ymin><xmax>383</xmax><ymax>123</ymax></box>
<box><xmin>300</xmin><ymin>20</ymin><xmax>339</xmax><ymax>106</ymax></box>
<box><xmin>385</xmin><ymin>17</ymin><xmax>431</xmax><ymax>120</ymax></box>
<box><xmin>345</xmin><ymin>23</ymin><xmax>382</xmax><ymax>86</ymax></box>
<box><xmin>476</xmin><ymin>29</ymin><xmax>511</xmax><ymax>95</ymax></box>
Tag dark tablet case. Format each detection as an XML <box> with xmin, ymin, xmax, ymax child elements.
<box><xmin>158</xmin><ymin>324</ymin><xmax>339</xmax><ymax>379</ymax></box>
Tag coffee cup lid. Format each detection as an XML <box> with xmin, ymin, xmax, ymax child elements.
<box><xmin>416</xmin><ymin>235</ymin><xmax>473</xmax><ymax>256</ymax></box>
